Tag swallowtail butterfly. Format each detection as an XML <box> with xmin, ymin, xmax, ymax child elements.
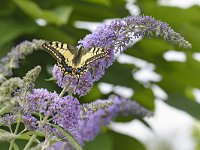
<box><xmin>42</xmin><ymin>41</ymin><xmax>107</xmax><ymax>77</ymax></box>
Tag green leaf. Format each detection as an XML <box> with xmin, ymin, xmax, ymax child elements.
<box><xmin>45</xmin><ymin>77</ymin><xmax>55</xmax><ymax>81</ymax></box>
<box><xmin>132</xmin><ymin>82</ymin><xmax>155</xmax><ymax>110</ymax></box>
<box><xmin>166</xmin><ymin>93</ymin><xmax>200</xmax><ymax>120</ymax></box>
<box><xmin>83</xmin><ymin>0</ymin><xmax>111</xmax><ymax>6</ymax></box>
<box><xmin>0</xmin><ymin>142</ymin><xmax>9</xmax><ymax>150</ymax></box>
<box><xmin>0</xmin><ymin>0</ymin><xmax>14</xmax><ymax>16</ymax></box>
<box><xmin>0</xmin><ymin>104</ymin><xmax>13</xmax><ymax>116</ymax></box>
<box><xmin>0</xmin><ymin>19</ymin><xmax>38</xmax><ymax>48</ymax></box>
<box><xmin>0</xmin><ymin>129</ymin><xmax>8</xmax><ymax>133</ymax></box>
<box><xmin>15</xmin><ymin>135</ymin><xmax>32</xmax><ymax>141</ymax></box>
<box><xmin>12</xmin><ymin>0</ymin><xmax>73</xmax><ymax>25</ymax></box>
<box><xmin>35</xmin><ymin>26</ymin><xmax>75</xmax><ymax>43</ymax></box>
<box><xmin>101</xmin><ymin>61</ymin><xmax>135</xmax><ymax>87</ymax></box>
<box><xmin>109</xmin><ymin>130</ymin><xmax>146</xmax><ymax>150</ymax></box>
<box><xmin>0</xmin><ymin>132</ymin><xmax>18</xmax><ymax>142</ymax></box>
<box><xmin>13</xmin><ymin>143</ymin><xmax>20</xmax><ymax>150</ymax></box>
<box><xmin>84</xmin><ymin>133</ymin><xmax>112</xmax><ymax>150</ymax></box>
<box><xmin>20</xmin><ymin>131</ymin><xmax>45</xmax><ymax>137</ymax></box>
<box><xmin>66</xmin><ymin>0</ymin><xmax>128</xmax><ymax>21</ymax></box>
<box><xmin>80</xmin><ymin>84</ymin><xmax>103</xmax><ymax>103</ymax></box>
<box><xmin>51</xmin><ymin>124</ymin><xmax>83</xmax><ymax>150</ymax></box>
<box><xmin>101</xmin><ymin>62</ymin><xmax>155</xmax><ymax>110</ymax></box>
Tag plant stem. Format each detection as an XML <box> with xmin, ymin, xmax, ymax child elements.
<box><xmin>9</xmin><ymin>141</ymin><xmax>14</xmax><ymax>150</ymax></box>
<box><xmin>9</xmin><ymin>114</ymin><xmax>22</xmax><ymax>149</ymax></box>
<box><xmin>23</xmin><ymin>135</ymin><xmax>37</xmax><ymax>150</ymax></box>
<box><xmin>23</xmin><ymin>112</ymin><xmax>50</xmax><ymax>150</ymax></box>
<box><xmin>10</xmin><ymin>90</ymin><xmax>28</xmax><ymax>150</ymax></box>
<box><xmin>68</xmin><ymin>87</ymin><xmax>74</xmax><ymax>96</ymax></box>
<box><xmin>14</xmin><ymin>114</ymin><xmax>21</xmax><ymax>134</ymax></box>
<box><xmin>59</xmin><ymin>80</ymin><xmax>72</xmax><ymax>98</ymax></box>
<box><xmin>41</xmin><ymin>112</ymin><xmax>50</xmax><ymax>127</ymax></box>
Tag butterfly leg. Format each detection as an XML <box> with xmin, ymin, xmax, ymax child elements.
<box><xmin>76</xmin><ymin>75</ymin><xmax>80</xmax><ymax>85</ymax></box>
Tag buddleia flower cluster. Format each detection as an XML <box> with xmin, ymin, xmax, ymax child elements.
<box><xmin>0</xmin><ymin>15</ymin><xmax>191</xmax><ymax>150</ymax></box>
<box><xmin>52</xmin><ymin>15</ymin><xmax>191</xmax><ymax>97</ymax></box>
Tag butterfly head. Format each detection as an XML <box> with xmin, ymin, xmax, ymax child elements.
<box><xmin>76</xmin><ymin>45</ymin><xmax>84</xmax><ymax>50</ymax></box>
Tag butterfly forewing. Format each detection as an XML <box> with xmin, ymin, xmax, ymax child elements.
<box><xmin>81</xmin><ymin>47</ymin><xmax>107</xmax><ymax>66</ymax></box>
<box><xmin>42</xmin><ymin>41</ymin><xmax>77</xmax><ymax>65</ymax></box>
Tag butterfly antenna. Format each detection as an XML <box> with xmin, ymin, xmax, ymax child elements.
<box><xmin>61</xmin><ymin>74</ymin><xmax>65</xmax><ymax>82</ymax></box>
<box><xmin>76</xmin><ymin>75</ymin><xmax>80</xmax><ymax>86</ymax></box>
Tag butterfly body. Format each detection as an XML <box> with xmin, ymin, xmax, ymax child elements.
<box><xmin>42</xmin><ymin>41</ymin><xmax>107</xmax><ymax>77</ymax></box>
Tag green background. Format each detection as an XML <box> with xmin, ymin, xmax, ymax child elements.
<box><xmin>0</xmin><ymin>0</ymin><xmax>200</xmax><ymax>149</ymax></box>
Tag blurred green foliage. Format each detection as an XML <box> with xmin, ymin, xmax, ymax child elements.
<box><xmin>192</xmin><ymin>123</ymin><xmax>200</xmax><ymax>150</ymax></box>
<box><xmin>0</xmin><ymin>0</ymin><xmax>200</xmax><ymax>149</ymax></box>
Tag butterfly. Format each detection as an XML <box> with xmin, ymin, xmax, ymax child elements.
<box><xmin>42</xmin><ymin>41</ymin><xmax>107</xmax><ymax>77</ymax></box>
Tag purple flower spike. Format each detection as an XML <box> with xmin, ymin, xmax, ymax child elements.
<box><xmin>47</xmin><ymin>95</ymin><xmax>152</xmax><ymax>149</ymax></box>
<box><xmin>47</xmin><ymin>142</ymin><xmax>75</xmax><ymax>150</ymax></box>
<box><xmin>78</xmin><ymin>111</ymin><xmax>103</xmax><ymax>142</ymax></box>
<box><xmin>52</xmin><ymin>16</ymin><xmax>191</xmax><ymax>97</ymax></box>
<box><xmin>74</xmin><ymin>71</ymin><xmax>93</xmax><ymax>96</ymax></box>
<box><xmin>1</xmin><ymin>114</ymin><xmax>16</xmax><ymax>127</ymax></box>
<box><xmin>25</xmin><ymin>89</ymin><xmax>81</xmax><ymax>130</ymax></box>
<box><xmin>77</xmin><ymin>96</ymin><xmax>152</xmax><ymax>144</ymax></box>
<box><xmin>109</xmin><ymin>96</ymin><xmax>153</xmax><ymax>117</ymax></box>
<box><xmin>25</xmin><ymin>88</ymin><xmax>58</xmax><ymax>115</ymax></box>
<box><xmin>22</xmin><ymin>115</ymin><xmax>37</xmax><ymax>130</ymax></box>
<box><xmin>50</xmin><ymin>96</ymin><xmax>80</xmax><ymax>129</ymax></box>
<box><xmin>0</xmin><ymin>39</ymin><xmax>45</xmax><ymax>79</ymax></box>
<box><xmin>80</xmin><ymin>16</ymin><xmax>191</xmax><ymax>51</ymax></box>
